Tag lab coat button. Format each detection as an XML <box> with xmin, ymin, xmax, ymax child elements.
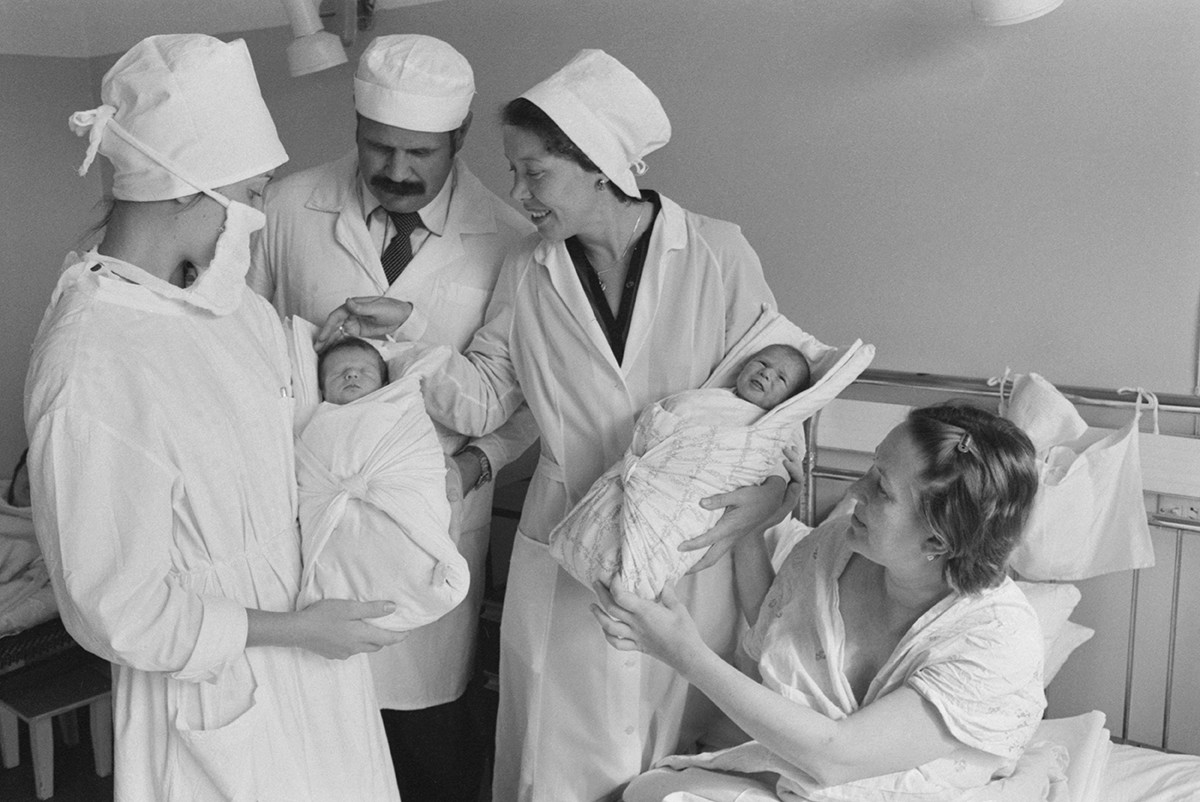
<box><xmin>624</xmin><ymin>726</ymin><xmax>635</xmax><ymax>735</ymax></box>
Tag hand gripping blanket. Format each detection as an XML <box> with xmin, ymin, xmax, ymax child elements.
<box><xmin>548</xmin><ymin>307</ymin><xmax>875</xmax><ymax>598</ymax></box>
<box><xmin>288</xmin><ymin>318</ymin><xmax>468</xmax><ymax>631</ymax></box>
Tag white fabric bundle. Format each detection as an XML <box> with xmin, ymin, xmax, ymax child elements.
<box><xmin>1000</xmin><ymin>372</ymin><xmax>1155</xmax><ymax>580</ymax></box>
<box><xmin>288</xmin><ymin>318</ymin><xmax>467</xmax><ymax>631</ymax></box>
<box><xmin>549</xmin><ymin>307</ymin><xmax>874</xmax><ymax>597</ymax></box>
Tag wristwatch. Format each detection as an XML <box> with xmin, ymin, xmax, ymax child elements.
<box><xmin>460</xmin><ymin>445</ymin><xmax>492</xmax><ymax>491</ymax></box>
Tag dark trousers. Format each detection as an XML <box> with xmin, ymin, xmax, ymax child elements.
<box><xmin>381</xmin><ymin>689</ymin><xmax>487</xmax><ymax>802</ymax></box>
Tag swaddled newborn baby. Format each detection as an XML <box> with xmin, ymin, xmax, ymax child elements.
<box><xmin>294</xmin><ymin>337</ymin><xmax>468</xmax><ymax>632</ymax></box>
<box><xmin>549</xmin><ymin>344</ymin><xmax>811</xmax><ymax>599</ymax></box>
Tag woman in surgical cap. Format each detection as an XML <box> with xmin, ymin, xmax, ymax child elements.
<box><xmin>24</xmin><ymin>34</ymin><xmax>402</xmax><ymax>801</ymax></box>
<box><xmin>321</xmin><ymin>49</ymin><xmax>784</xmax><ymax>800</ymax></box>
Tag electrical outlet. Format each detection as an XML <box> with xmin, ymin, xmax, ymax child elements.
<box><xmin>1157</xmin><ymin>495</ymin><xmax>1200</xmax><ymax>521</ymax></box>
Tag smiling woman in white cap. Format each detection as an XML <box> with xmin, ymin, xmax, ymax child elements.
<box><xmin>320</xmin><ymin>49</ymin><xmax>786</xmax><ymax>800</ymax></box>
<box><xmin>24</xmin><ymin>33</ymin><xmax>402</xmax><ymax>801</ymax></box>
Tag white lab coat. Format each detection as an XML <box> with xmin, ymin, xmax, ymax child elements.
<box><xmin>24</xmin><ymin>254</ymin><xmax>399</xmax><ymax>802</ymax></box>
<box><xmin>410</xmin><ymin>194</ymin><xmax>777</xmax><ymax>801</ymax></box>
<box><xmin>250</xmin><ymin>154</ymin><xmax>538</xmax><ymax>708</ymax></box>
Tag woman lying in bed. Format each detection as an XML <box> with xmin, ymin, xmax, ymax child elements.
<box><xmin>594</xmin><ymin>403</ymin><xmax>1048</xmax><ymax>801</ymax></box>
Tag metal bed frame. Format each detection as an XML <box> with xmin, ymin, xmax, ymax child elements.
<box><xmin>800</xmin><ymin>368</ymin><xmax>1200</xmax><ymax>752</ymax></box>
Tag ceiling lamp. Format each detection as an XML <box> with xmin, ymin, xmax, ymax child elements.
<box><xmin>281</xmin><ymin>0</ymin><xmax>348</xmax><ymax>76</ymax></box>
<box><xmin>971</xmin><ymin>0</ymin><xmax>1063</xmax><ymax>25</ymax></box>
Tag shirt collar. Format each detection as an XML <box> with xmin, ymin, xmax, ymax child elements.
<box><xmin>358</xmin><ymin>162</ymin><xmax>457</xmax><ymax>237</ymax></box>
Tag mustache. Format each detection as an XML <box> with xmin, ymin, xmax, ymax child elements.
<box><xmin>370</xmin><ymin>176</ymin><xmax>426</xmax><ymax>197</ymax></box>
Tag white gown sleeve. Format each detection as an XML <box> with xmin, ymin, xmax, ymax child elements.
<box><xmin>28</xmin><ymin>409</ymin><xmax>247</xmax><ymax>682</ymax></box>
<box><xmin>394</xmin><ymin>250</ymin><xmax>530</xmax><ymax>438</ymax></box>
<box><xmin>466</xmin><ymin>402</ymin><xmax>539</xmax><ymax>475</ymax></box>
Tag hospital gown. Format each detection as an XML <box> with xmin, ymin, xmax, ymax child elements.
<box><xmin>24</xmin><ymin>253</ymin><xmax>399</xmax><ymax>802</ymax></box>
<box><xmin>638</xmin><ymin>519</ymin><xmax>1046</xmax><ymax>801</ymax></box>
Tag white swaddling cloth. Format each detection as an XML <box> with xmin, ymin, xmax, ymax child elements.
<box><xmin>549</xmin><ymin>306</ymin><xmax>875</xmax><ymax>598</ymax></box>
<box><xmin>288</xmin><ymin>318</ymin><xmax>467</xmax><ymax>631</ymax></box>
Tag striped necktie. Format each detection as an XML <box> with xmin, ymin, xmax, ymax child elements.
<box><xmin>380</xmin><ymin>211</ymin><xmax>423</xmax><ymax>285</ymax></box>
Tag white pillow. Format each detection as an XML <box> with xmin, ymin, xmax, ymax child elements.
<box><xmin>1044</xmin><ymin>620</ymin><xmax>1095</xmax><ymax>687</ymax></box>
<box><xmin>1015</xmin><ymin>580</ymin><xmax>1087</xmax><ymax>687</ymax></box>
<box><xmin>1001</xmin><ymin>372</ymin><xmax>1089</xmax><ymax>458</ymax></box>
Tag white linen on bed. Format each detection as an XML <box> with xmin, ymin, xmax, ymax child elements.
<box><xmin>1103</xmin><ymin>743</ymin><xmax>1200</xmax><ymax>802</ymax></box>
<box><xmin>548</xmin><ymin>310</ymin><xmax>874</xmax><ymax>598</ymax></box>
<box><xmin>0</xmin><ymin>491</ymin><xmax>57</xmax><ymax>635</ymax></box>
<box><xmin>0</xmin><ymin>531</ymin><xmax>57</xmax><ymax>636</ymax></box>
<box><xmin>1033</xmin><ymin>712</ymin><xmax>1110</xmax><ymax>802</ymax></box>
<box><xmin>0</xmin><ymin>488</ymin><xmax>34</xmax><ymax>541</ymax></box>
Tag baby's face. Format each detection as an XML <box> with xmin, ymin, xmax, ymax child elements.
<box><xmin>735</xmin><ymin>347</ymin><xmax>807</xmax><ymax>410</ymax></box>
<box><xmin>321</xmin><ymin>348</ymin><xmax>385</xmax><ymax>405</ymax></box>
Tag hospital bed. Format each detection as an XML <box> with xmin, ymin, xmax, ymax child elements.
<box><xmin>796</xmin><ymin>369</ymin><xmax>1200</xmax><ymax>801</ymax></box>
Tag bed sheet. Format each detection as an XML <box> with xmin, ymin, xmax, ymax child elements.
<box><xmin>1103</xmin><ymin>742</ymin><xmax>1200</xmax><ymax>802</ymax></box>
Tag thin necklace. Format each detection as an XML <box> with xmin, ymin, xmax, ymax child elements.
<box><xmin>596</xmin><ymin>204</ymin><xmax>645</xmax><ymax>292</ymax></box>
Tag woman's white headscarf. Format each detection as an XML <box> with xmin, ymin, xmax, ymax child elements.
<box><xmin>521</xmin><ymin>49</ymin><xmax>670</xmax><ymax>197</ymax></box>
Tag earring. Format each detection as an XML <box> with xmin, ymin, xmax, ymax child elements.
<box><xmin>926</xmin><ymin>553</ymin><xmax>937</xmax><ymax>562</ymax></box>
<box><xmin>595</xmin><ymin>178</ymin><xmax>608</xmax><ymax>191</ymax></box>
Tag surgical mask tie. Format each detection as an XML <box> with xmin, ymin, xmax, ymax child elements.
<box><xmin>68</xmin><ymin>105</ymin><xmax>117</xmax><ymax>177</ymax></box>
<box><xmin>631</xmin><ymin>159</ymin><xmax>648</xmax><ymax>177</ymax></box>
<box><xmin>69</xmin><ymin>103</ymin><xmax>231</xmax><ymax>208</ymax></box>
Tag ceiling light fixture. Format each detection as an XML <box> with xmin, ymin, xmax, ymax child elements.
<box><xmin>280</xmin><ymin>0</ymin><xmax>348</xmax><ymax>77</ymax></box>
<box><xmin>971</xmin><ymin>0</ymin><xmax>1063</xmax><ymax>26</ymax></box>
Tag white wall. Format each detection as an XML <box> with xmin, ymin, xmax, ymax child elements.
<box><xmin>0</xmin><ymin>54</ymin><xmax>105</xmax><ymax>468</ymax></box>
<box><xmin>2</xmin><ymin>0</ymin><xmax>1198</xmax><ymax>469</ymax></box>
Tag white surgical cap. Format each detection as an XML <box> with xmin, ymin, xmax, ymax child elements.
<box><xmin>354</xmin><ymin>34</ymin><xmax>475</xmax><ymax>133</ymax></box>
<box><xmin>521</xmin><ymin>49</ymin><xmax>671</xmax><ymax>197</ymax></box>
<box><xmin>69</xmin><ymin>34</ymin><xmax>287</xmax><ymax>202</ymax></box>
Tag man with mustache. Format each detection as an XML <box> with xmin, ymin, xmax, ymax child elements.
<box><xmin>250</xmin><ymin>34</ymin><xmax>535</xmax><ymax>802</ymax></box>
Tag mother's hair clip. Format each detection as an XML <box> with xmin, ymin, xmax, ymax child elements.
<box><xmin>956</xmin><ymin>431</ymin><xmax>973</xmax><ymax>453</ymax></box>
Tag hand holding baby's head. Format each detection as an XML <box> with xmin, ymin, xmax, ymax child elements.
<box><xmin>318</xmin><ymin>338</ymin><xmax>389</xmax><ymax>405</ymax></box>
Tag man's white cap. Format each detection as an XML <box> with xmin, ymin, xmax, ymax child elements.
<box><xmin>354</xmin><ymin>34</ymin><xmax>475</xmax><ymax>133</ymax></box>
<box><xmin>68</xmin><ymin>34</ymin><xmax>287</xmax><ymax>202</ymax></box>
<box><xmin>521</xmin><ymin>49</ymin><xmax>670</xmax><ymax>197</ymax></box>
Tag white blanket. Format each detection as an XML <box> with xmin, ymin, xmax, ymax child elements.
<box><xmin>0</xmin><ymin>491</ymin><xmax>57</xmax><ymax>636</ymax></box>
<box><xmin>549</xmin><ymin>309</ymin><xmax>874</xmax><ymax>597</ymax></box>
<box><xmin>289</xmin><ymin>318</ymin><xmax>467</xmax><ymax>632</ymax></box>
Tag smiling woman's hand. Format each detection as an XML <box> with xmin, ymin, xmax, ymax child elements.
<box><xmin>315</xmin><ymin>296</ymin><xmax>413</xmax><ymax>350</ymax></box>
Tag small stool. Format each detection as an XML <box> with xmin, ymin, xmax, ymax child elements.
<box><xmin>0</xmin><ymin>652</ymin><xmax>112</xmax><ymax>799</ymax></box>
